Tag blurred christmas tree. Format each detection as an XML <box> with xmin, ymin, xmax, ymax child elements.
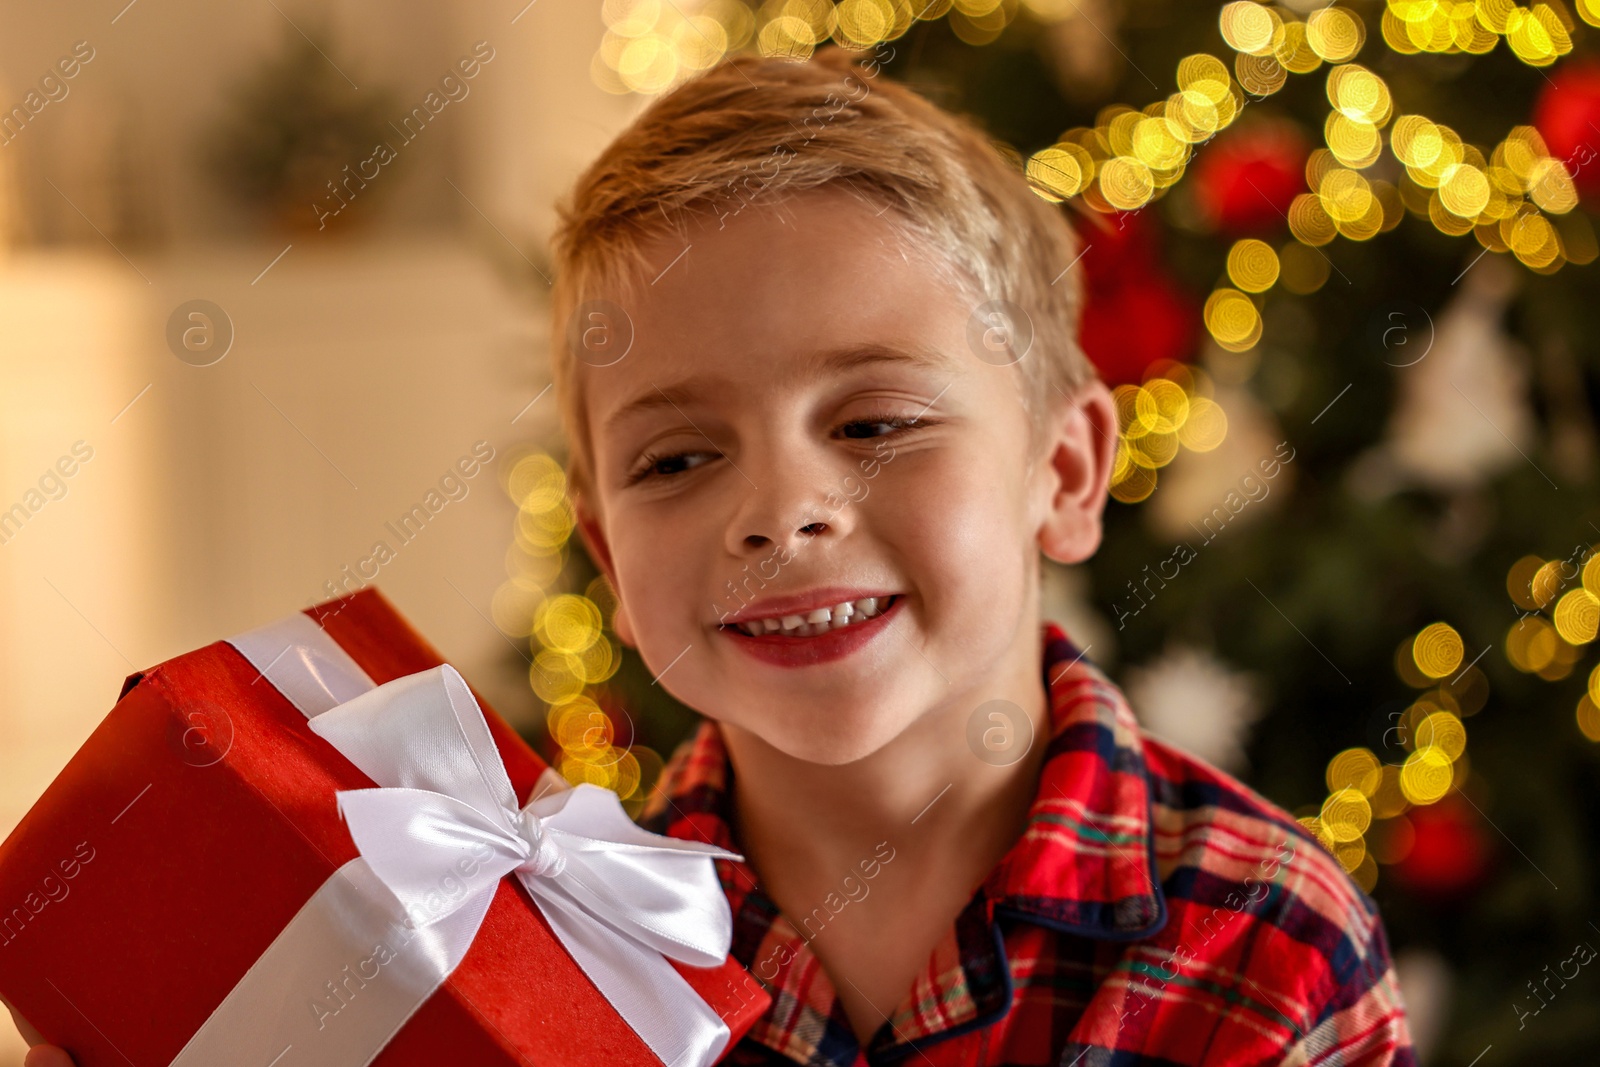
<box><xmin>494</xmin><ymin>2</ymin><xmax>1600</xmax><ymax>1062</ymax></box>
<box><xmin>199</xmin><ymin>22</ymin><xmax>398</xmax><ymax>235</ymax></box>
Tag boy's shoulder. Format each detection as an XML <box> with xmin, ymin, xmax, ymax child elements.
<box><xmin>996</xmin><ymin>650</ymin><xmax>1384</xmax><ymax>959</ymax></box>
<box><xmin>1014</xmin><ymin>637</ymin><xmax>1404</xmax><ymax>1044</ymax></box>
<box><xmin>1022</xmin><ymin>668</ymin><xmax>1416</xmax><ymax>1064</ymax></box>
<box><xmin>1135</xmin><ymin>730</ymin><xmax>1408</xmax><ymax>1041</ymax></box>
<box><xmin>1139</xmin><ymin>729</ymin><xmax>1379</xmax><ymax>930</ymax></box>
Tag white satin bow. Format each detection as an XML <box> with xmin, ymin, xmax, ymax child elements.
<box><xmin>307</xmin><ymin>663</ymin><xmax>743</xmax><ymax>1067</ymax></box>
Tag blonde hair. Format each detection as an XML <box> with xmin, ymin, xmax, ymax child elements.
<box><xmin>547</xmin><ymin>44</ymin><xmax>1094</xmax><ymax>508</ymax></box>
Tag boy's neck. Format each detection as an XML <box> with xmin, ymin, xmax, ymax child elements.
<box><xmin>719</xmin><ymin>638</ymin><xmax>1054</xmax><ymax>908</ymax></box>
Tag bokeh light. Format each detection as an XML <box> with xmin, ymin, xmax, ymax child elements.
<box><xmin>1110</xmin><ymin>362</ymin><xmax>1228</xmax><ymax>503</ymax></box>
<box><xmin>501</xmin><ymin>448</ymin><xmax>664</xmax><ymax>809</ymax></box>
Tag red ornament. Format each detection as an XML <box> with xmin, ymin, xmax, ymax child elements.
<box><xmin>1191</xmin><ymin>121</ymin><xmax>1310</xmax><ymax>235</ymax></box>
<box><xmin>1074</xmin><ymin>211</ymin><xmax>1199</xmax><ymax>386</ymax></box>
<box><xmin>1390</xmin><ymin>794</ymin><xmax>1492</xmax><ymax>898</ymax></box>
<box><xmin>1532</xmin><ymin>63</ymin><xmax>1600</xmax><ymax>198</ymax></box>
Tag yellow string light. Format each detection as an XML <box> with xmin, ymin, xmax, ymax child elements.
<box><xmin>1226</xmin><ymin>239</ymin><xmax>1281</xmax><ymax>292</ymax></box>
<box><xmin>1109</xmin><ymin>366</ymin><xmax>1230</xmax><ymax>502</ymax></box>
<box><xmin>1553</xmin><ymin>588</ymin><xmax>1600</xmax><ymax>644</ymax></box>
<box><xmin>1203</xmin><ymin>288</ymin><xmax>1264</xmax><ymax>351</ymax></box>
<box><xmin>590</xmin><ymin>0</ymin><xmax>1588</xmax><ymax>277</ymax></box>
<box><xmin>1413</xmin><ymin>622</ymin><xmax>1465</xmax><ymax>678</ymax></box>
<box><xmin>501</xmin><ymin>448</ymin><xmax>663</xmax><ymax>805</ymax></box>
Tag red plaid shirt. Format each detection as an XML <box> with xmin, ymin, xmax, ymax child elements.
<box><xmin>640</xmin><ymin>622</ymin><xmax>1417</xmax><ymax>1066</ymax></box>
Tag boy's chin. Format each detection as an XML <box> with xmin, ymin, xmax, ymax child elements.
<box><xmin>748</xmin><ymin>716</ymin><xmax>910</xmax><ymax>767</ymax></box>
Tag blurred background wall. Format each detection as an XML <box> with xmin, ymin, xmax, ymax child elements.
<box><xmin>0</xmin><ymin>2</ymin><xmax>635</xmax><ymax>1060</ymax></box>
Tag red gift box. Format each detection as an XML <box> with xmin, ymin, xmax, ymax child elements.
<box><xmin>0</xmin><ymin>588</ymin><xmax>769</xmax><ymax>1065</ymax></box>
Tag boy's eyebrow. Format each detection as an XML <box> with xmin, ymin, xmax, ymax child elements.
<box><xmin>601</xmin><ymin>340</ymin><xmax>954</xmax><ymax>434</ymax></box>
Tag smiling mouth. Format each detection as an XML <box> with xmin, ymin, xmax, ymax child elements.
<box><xmin>719</xmin><ymin>595</ymin><xmax>901</xmax><ymax>638</ymax></box>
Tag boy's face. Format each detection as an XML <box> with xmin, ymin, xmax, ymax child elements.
<box><xmin>573</xmin><ymin>187</ymin><xmax>1115</xmax><ymax>766</ymax></box>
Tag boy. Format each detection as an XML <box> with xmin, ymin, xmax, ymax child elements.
<box><xmin>13</xmin><ymin>44</ymin><xmax>1415</xmax><ymax>1067</ymax></box>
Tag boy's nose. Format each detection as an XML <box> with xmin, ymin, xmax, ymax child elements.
<box><xmin>722</xmin><ymin>442</ymin><xmax>860</xmax><ymax>558</ymax></box>
<box><xmin>740</xmin><ymin>520</ymin><xmax>828</xmax><ymax>552</ymax></box>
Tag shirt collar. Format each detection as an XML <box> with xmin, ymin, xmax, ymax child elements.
<box><xmin>642</xmin><ymin>619</ymin><xmax>1167</xmax><ymax>940</ymax></box>
<box><xmin>981</xmin><ymin>622</ymin><xmax>1167</xmax><ymax>940</ymax></box>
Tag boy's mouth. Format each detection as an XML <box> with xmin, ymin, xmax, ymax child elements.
<box><xmin>719</xmin><ymin>594</ymin><xmax>901</xmax><ymax>639</ymax></box>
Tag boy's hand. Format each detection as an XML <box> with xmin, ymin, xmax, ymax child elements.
<box><xmin>3</xmin><ymin>997</ymin><xmax>76</xmax><ymax>1067</ymax></box>
<box><xmin>23</xmin><ymin>1049</ymin><xmax>75</xmax><ymax>1067</ymax></box>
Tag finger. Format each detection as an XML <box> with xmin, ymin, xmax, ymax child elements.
<box><xmin>3</xmin><ymin>997</ymin><xmax>46</xmax><ymax>1046</ymax></box>
<box><xmin>24</xmin><ymin>1047</ymin><xmax>77</xmax><ymax>1067</ymax></box>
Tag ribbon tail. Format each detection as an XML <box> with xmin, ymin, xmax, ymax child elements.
<box><xmin>520</xmin><ymin>874</ymin><xmax>733</xmax><ymax>1067</ymax></box>
<box><xmin>167</xmin><ymin>858</ymin><xmax>493</xmax><ymax>1067</ymax></box>
<box><xmin>548</xmin><ymin>843</ymin><xmax>734</xmax><ymax>967</ymax></box>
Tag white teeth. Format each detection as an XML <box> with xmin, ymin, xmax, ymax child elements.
<box><xmin>732</xmin><ymin>595</ymin><xmax>896</xmax><ymax>637</ymax></box>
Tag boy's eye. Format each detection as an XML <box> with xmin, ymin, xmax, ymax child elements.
<box><xmin>624</xmin><ymin>413</ymin><xmax>926</xmax><ymax>485</ymax></box>
<box><xmin>839</xmin><ymin>415</ymin><xmax>921</xmax><ymax>439</ymax></box>
<box><xmin>628</xmin><ymin>450</ymin><xmax>712</xmax><ymax>484</ymax></box>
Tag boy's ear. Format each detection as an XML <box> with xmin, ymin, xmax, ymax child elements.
<box><xmin>572</xmin><ymin>493</ymin><xmax>637</xmax><ymax>649</ymax></box>
<box><xmin>1035</xmin><ymin>379</ymin><xmax>1118</xmax><ymax>565</ymax></box>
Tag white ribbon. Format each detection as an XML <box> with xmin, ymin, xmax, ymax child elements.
<box><xmin>163</xmin><ymin>610</ymin><xmax>741</xmax><ymax>1067</ymax></box>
